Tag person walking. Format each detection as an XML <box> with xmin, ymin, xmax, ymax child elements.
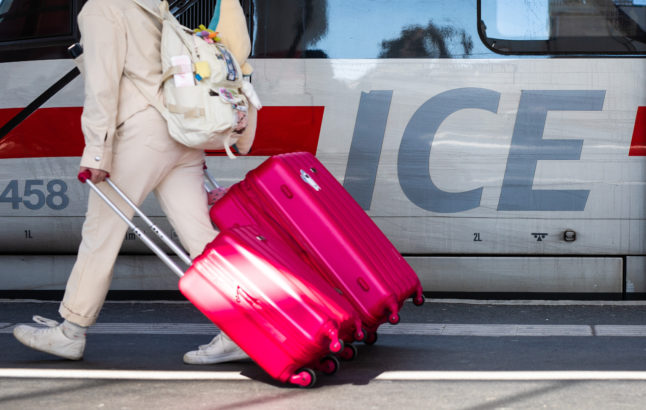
<box><xmin>14</xmin><ymin>0</ymin><xmax>252</xmax><ymax>365</ymax></box>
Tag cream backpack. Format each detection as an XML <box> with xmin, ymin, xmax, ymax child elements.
<box><xmin>130</xmin><ymin>0</ymin><xmax>260</xmax><ymax>158</ymax></box>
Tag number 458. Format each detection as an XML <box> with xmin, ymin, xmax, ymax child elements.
<box><xmin>0</xmin><ymin>179</ymin><xmax>69</xmax><ymax>210</ymax></box>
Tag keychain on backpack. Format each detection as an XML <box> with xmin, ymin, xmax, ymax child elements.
<box><xmin>194</xmin><ymin>61</ymin><xmax>211</xmax><ymax>81</ymax></box>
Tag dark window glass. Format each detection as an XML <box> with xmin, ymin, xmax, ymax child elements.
<box><xmin>0</xmin><ymin>0</ymin><xmax>72</xmax><ymax>42</ymax></box>
<box><xmin>250</xmin><ymin>0</ymin><xmax>490</xmax><ymax>58</ymax></box>
<box><xmin>0</xmin><ymin>0</ymin><xmax>217</xmax><ymax>63</ymax></box>
<box><xmin>479</xmin><ymin>0</ymin><xmax>646</xmax><ymax>55</ymax></box>
<box><xmin>0</xmin><ymin>0</ymin><xmax>218</xmax><ymax>44</ymax></box>
<box><xmin>171</xmin><ymin>0</ymin><xmax>218</xmax><ymax>29</ymax></box>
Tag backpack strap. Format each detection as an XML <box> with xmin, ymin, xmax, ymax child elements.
<box><xmin>133</xmin><ymin>0</ymin><xmax>199</xmax><ymax>58</ymax></box>
<box><xmin>123</xmin><ymin>71</ymin><xmax>168</xmax><ymax>119</ymax></box>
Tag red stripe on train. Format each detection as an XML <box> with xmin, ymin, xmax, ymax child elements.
<box><xmin>0</xmin><ymin>107</ymin><xmax>84</xmax><ymax>159</ymax></box>
<box><xmin>0</xmin><ymin>106</ymin><xmax>323</xmax><ymax>159</ymax></box>
<box><xmin>629</xmin><ymin>106</ymin><xmax>646</xmax><ymax>156</ymax></box>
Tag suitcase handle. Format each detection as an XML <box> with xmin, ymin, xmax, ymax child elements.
<box><xmin>78</xmin><ymin>170</ymin><xmax>191</xmax><ymax>278</ymax></box>
<box><xmin>203</xmin><ymin>163</ymin><xmax>220</xmax><ymax>189</ymax></box>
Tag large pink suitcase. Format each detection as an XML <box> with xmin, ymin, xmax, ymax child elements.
<box><xmin>77</xmin><ymin>171</ymin><xmax>360</xmax><ymax>388</ymax></box>
<box><xmin>210</xmin><ymin>152</ymin><xmax>425</xmax><ymax>341</ymax></box>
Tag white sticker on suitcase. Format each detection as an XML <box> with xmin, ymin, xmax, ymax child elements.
<box><xmin>300</xmin><ymin>169</ymin><xmax>321</xmax><ymax>191</ymax></box>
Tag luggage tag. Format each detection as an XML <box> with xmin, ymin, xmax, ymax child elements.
<box><xmin>170</xmin><ymin>55</ymin><xmax>194</xmax><ymax>87</ymax></box>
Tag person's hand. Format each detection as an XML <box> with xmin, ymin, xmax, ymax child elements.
<box><xmin>79</xmin><ymin>167</ymin><xmax>108</xmax><ymax>184</ymax></box>
<box><xmin>234</xmin><ymin>110</ymin><xmax>247</xmax><ymax>134</ymax></box>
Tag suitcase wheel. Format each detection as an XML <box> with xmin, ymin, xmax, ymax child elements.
<box><xmin>413</xmin><ymin>293</ymin><xmax>426</xmax><ymax>306</ymax></box>
<box><xmin>338</xmin><ymin>343</ymin><xmax>359</xmax><ymax>361</ymax></box>
<box><xmin>319</xmin><ymin>354</ymin><xmax>341</xmax><ymax>375</ymax></box>
<box><xmin>364</xmin><ymin>331</ymin><xmax>378</xmax><ymax>346</ymax></box>
<box><xmin>388</xmin><ymin>312</ymin><xmax>401</xmax><ymax>325</ymax></box>
<box><xmin>329</xmin><ymin>338</ymin><xmax>344</xmax><ymax>354</ymax></box>
<box><xmin>290</xmin><ymin>368</ymin><xmax>317</xmax><ymax>388</ymax></box>
<box><xmin>354</xmin><ymin>327</ymin><xmax>367</xmax><ymax>342</ymax></box>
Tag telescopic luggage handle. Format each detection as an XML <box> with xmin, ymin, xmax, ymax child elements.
<box><xmin>77</xmin><ymin>170</ymin><xmax>190</xmax><ymax>278</ymax></box>
<box><xmin>203</xmin><ymin>163</ymin><xmax>220</xmax><ymax>190</ymax></box>
<box><xmin>203</xmin><ymin>163</ymin><xmax>230</xmax><ymax>205</ymax></box>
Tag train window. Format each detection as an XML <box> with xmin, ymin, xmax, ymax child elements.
<box><xmin>0</xmin><ymin>0</ymin><xmax>217</xmax><ymax>63</ymax></box>
<box><xmin>478</xmin><ymin>0</ymin><xmax>646</xmax><ymax>55</ymax></box>
<box><xmin>0</xmin><ymin>0</ymin><xmax>73</xmax><ymax>42</ymax></box>
<box><xmin>250</xmin><ymin>0</ymin><xmax>485</xmax><ymax>58</ymax></box>
<box><xmin>0</xmin><ymin>0</ymin><xmax>84</xmax><ymax>62</ymax></box>
<box><xmin>172</xmin><ymin>0</ymin><xmax>218</xmax><ymax>29</ymax></box>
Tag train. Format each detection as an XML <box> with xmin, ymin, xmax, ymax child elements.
<box><xmin>1</xmin><ymin>0</ymin><xmax>645</xmax><ymax>298</ymax></box>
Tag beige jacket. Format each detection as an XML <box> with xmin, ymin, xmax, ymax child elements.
<box><xmin>78</xmin><ymin>0</ymin><xmax>252</xmax><ymax>172</ymax></box>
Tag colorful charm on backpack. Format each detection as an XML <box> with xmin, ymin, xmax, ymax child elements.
<box><xmin>218</xmin><ymin>88</ymin><xmax>243</xmax><ymax>105</ymax></box>
<box><xmin>193</xmin><ymin>24</ymin><xmax>221</xmax><ymax>43</ymax></box>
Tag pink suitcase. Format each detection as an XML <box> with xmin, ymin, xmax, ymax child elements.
<box><xmin>179</xmin><ymin>224</ymin><xmax>364</xmax><ymax>385</ymax></box>
<box><xmin>78</xmin><ymin>171</ymin><xmax>361</xmax><ymax>387</ymax></box>
<box><xmin>210</xmin><ymin>152</ymin><xmax>425</xmax><ymax>342</ymax></box>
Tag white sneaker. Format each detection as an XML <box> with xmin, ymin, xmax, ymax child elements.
<box><xmin>13</xmin><ymin>316</ymin><xmax>85</xmax><ymax>360</ymax></box>
<box><xmin>183</xmin><ymin>332</ymin><xmax>249</xmax><ymax>365</ymax></box>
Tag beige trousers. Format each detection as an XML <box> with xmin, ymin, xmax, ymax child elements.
<box><xmin>60</xmin><ymin>107</ymin><xmax>218</xmax><ymax>326</ymax></box>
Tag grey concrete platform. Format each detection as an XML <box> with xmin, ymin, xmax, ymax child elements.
<box><xmin>2</xmin><ymin>299</ymin><xmax>646</xmax><ymax>409</ymax></box>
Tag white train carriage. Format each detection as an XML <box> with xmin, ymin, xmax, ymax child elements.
<box><xmin>1</xmin><ymin>0</ymin><xmax>646</xmax><ymax>297</ymax></box>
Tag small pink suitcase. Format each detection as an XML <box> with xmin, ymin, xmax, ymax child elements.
<box><xmin>179</xmin><ymin>224</ymin><xmax>363</xmax><ymax>385</ymax></box>
<box><xmin>78</xmin><ymin>171</ymin><xmax>361</xmax><ymax>387</ymax></box>
<box><xmin>210</xmin><ymin>152</ymin><xmax>424</xmax><ymax>342</ymax></box>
